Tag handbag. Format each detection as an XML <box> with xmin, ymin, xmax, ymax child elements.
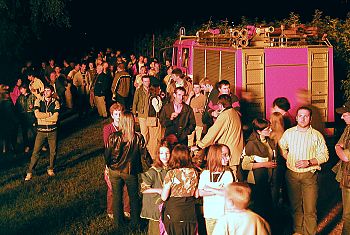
<box><xmin>146</xmin><ymin>116</ymin><xmax>157</xmax><ymax>127</ymax></box>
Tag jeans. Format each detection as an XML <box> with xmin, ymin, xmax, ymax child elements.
<box><xmin>342</xmin><ymin>187</ymin><xmax>350</xmax><ymax>235</ymax></box>
<box><xmin>28</xmin><ymin>130</ymin><xmax>57</xmax><ymax>173</ymax></box>
<box><xmin>109</xmin><ymin>169</ymin><xmax>141</xmax><ymax>228</ymax></box>
<box><xmin>286</xmin><ymin>170</ymin><xmax>318</xmax><ymax>235</ymax></box>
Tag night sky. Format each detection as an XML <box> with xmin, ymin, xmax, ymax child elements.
<box><xmin>35</xmin><ymin>0</ymin><xmax>349</xmax><ymax>62</ymax></box>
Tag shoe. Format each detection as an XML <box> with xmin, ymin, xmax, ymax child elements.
<box><xmin>42</xmin><ymin>146</ymin><xmax>47</xmax><ymax>151</ymax></box>
<box><xmin>25</xmin><ymin>173</ymin><xmax>32</xmax><ymax>181</ymax></box>
<box><xmin>107</xmin><ymin>213</ymin><xmax>114</xmax><ymax>219</ymax></box>
<box><xmin>24</xmin><ymin>147</ymin><xmax>30</xmax><ymax>153</ymax></box>
<box><xmin>124</xmin><ymin>211</ymin><xmax>130</xmax><ymax>218</ymax></box>
<box><xmin>47</xmin><ymin>169</ymin><xmax>55</xmax><ymax>177</ymax></box>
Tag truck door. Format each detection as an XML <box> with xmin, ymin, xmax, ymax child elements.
<box><xmin>242</xmin><ymin>49</ymin><xmax>265</xmax><ymax>118</ymax></box>
<box><xmin>308</xmin><ymin>47</ymin><xmax>329</xmax><ymax>122</ymax></box>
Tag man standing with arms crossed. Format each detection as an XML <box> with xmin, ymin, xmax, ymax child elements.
<box><xmin>25</xmin><ymin>85</ymin><xmax>60</xmax><ymax>181</ymax></box>
<box><xmin>279</xmin><ymin>106</ymin><xmax>329</xmax><ymax>235</ymax></box>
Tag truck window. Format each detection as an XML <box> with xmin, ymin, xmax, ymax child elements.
<box><xmin>182</xmin><ymin>48</ymin><xmax>189</xmax><ymax>68</ymax></box>
<box><xmin>173</xmin><ymin>47</ymin><xmax>178</xmax><ymax>66</ymax></box>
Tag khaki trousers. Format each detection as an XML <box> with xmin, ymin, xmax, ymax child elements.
<box><xmin>94</xmin><ymin>96</ymin><xmax>107</xmax><ymax>117</ymax></box>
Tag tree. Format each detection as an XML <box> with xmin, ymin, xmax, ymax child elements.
<box><xmin>0</xmin><ymin>0</ymin><xmax>70</xmax><ymax>84</ymax></box>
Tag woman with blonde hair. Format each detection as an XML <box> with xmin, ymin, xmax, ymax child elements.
<box><xmin>198</xmin><ymin>144</ymin><xmax>235</xmax><ymax>235</ymax></box>
<box><xmin>269</xmin><ymin>112</ymin><xmax>285</xmax><ymax>144</ymax></box>
<box><xmin>105</xmin><ymin>111</ymin><xmax>151</xmax><ymax>231</ymax></box>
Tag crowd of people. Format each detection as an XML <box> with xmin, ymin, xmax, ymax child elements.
<box><xmin>1</xmin><ymin>47</ymin><xmax>350</xmax><ymax>235</ymax></box>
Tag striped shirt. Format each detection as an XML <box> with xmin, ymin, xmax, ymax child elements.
<box><xmin>279</xmin><ymin>126</ymin><xmax>329</xmax><ymax>173</ymax></box>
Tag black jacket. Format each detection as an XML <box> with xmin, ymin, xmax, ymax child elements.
<box><xmin>105</xmin><ymin>131</ymin><xmax>151</xmax><ymax>175</ymax></box>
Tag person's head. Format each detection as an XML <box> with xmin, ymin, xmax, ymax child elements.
<box><xmin>140</xmin><ymin>66</ymin><xmax>147</xmax><ymax>75</ymax></box>
<box><xmin>110</xmin><ymin>102</ymin><xmax>125</xmax><ymax>125</ymax></box>
<box><xmin>138</xmin><ymin>55</ymin><xmax>144</xmax><ymax>62</ymax></box>
<box><xmin>171</xmin><ymin>68</ymin><xmax>183</xmax><ymax>83</ymax></box>
<box><xmin>218</xmin><ymin>80</ymin><xmax>230</xmax><ymax>95</ymax></box>
<box><xmin>225</xmin><ymin>182</ymin><xmax>251</xmax><ymax>210</ymax></box>
<box><xmin>49</xmin><ymin>59</ymin><xmax>55</xmax><ymax>67</ymax></box>
<box><xmin>168</xmin><ymin>144</ymin><xmax>192</xmax><ymax>169</ymax></box>
<box><xmin>193</xmin><ymin>83</ymin><xmax>201</xmax><ymax>95</ymax></box>
<box><xmin>54</xmin><ymin>66</ymin><xmax>61</xmax><ymax>74</ymax></box>
<box><xmin>41</xmin><ymin>62</ymin><xmax>47</xmax><ymax>69</ymax></box>
<box><xmin>81</xmin><ymin>63</ymin><xmax>87</xmax><ymax>71</ymax></box>
<box><xmin>74</xmin><ymin>63</ymin><xmax>81</xmax><ymax>71</ymax></box>
<box><xmin>272</xmin><ymin>97</ymin><xmax>291</xmax><ymax>115</ymax></box>
<box><xmin>296</xmin><ymin>106</ymin><xmax>312</xmax><ymax>129</ymax></box>
<box><xmin>16</xmin><ymin>78</ymin><xmax>22</xmax><ymax>87</ymax></box>
<box><xmin>199</xmin><ymin>78</ymin><xmax>213</xmax><ymax>93</ymax></box>
<box><xmin>173</xmin><ymin>87</ymin><xmax>186</xmax><ymax>104</ymax></box>
<box><xmin>206</xmin><ymin>144</ymin><xmax>230</xmax><ymax>172</ymax></box>
<box><xmin>167</xmin><ymin>66</ymin><xmax>173</xmax><ymax>75</ymax></box>
<box><xmin>141</xmin><ymin>75</ymin><xmax>151</xmax><ymax>89</ymax></box>
<box><xmin>49</xmin><ymin>71</ymin><xmax>57</xmax><ymax>83</ymax></box>
<box><xmin>153</xmin><ymin>139</ymin><xmax>172</xmax><ymax>168</ymax></box>
<box><xmin>149</xmin><ymin>83</ymin><xmax>161</xmax><ymax>96</ymax></box>
<box><xmin>43</xmin><ymin>85</ymin><xmax>54</xmax><ymax>99</ymax></box>
<box><xmin>165</xmin><ymin>60</ymin><xmax>171</xmax><ymax>67</ymax></box>
<box><xmin>117</xmin><ymin>63</ymin><xmax>125</xmax><ymax>72</ymax></box>
<box><xmin>19</xmin><ymin>84</ymin><xmax>29</xmax><ymax>95</ymax></box>
<box><xmin>96</xmin><ymin>64</ymin><xmax>103</xmax><ymax>74</ymax></box>
<box><xmin>221</xmin><ymin>144</ymin><xmax>231</xmax><ymax>166</ymax></box>
<box><xmin>118</xmin><ymin>111</ymin><xmax>135</xmax><ymax>142</ymax></box>
<box><xmin>336</xmin><ymin>101</ymin><xmax>350</xmax><ymax>125</ymax></box>
<box><xmin>27</xmin><ymin>71</ymin><xmax>35</xmax><ymax>81</ymax></box>
<box><xmin>218</xmin><ymin>94</ymin><xmax>232</xmax><ymax>109</ymax></box>
<box><xmin>88</xmin><ymin>62</ymin><xmax>94</xmax><ymax>69</ymax></box>
<box><xmin>270</xmin><ymin>112</ymin><xmax>285</xmax><ymax>141</ymax></box>
<box><xmin>252</xmin><ymin>118</ymin><xmax>271</xmax><ymax>137</ymax></box>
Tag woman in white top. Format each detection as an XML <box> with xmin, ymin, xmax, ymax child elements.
<box><xmin>198</xmin><ymin>144</ymin><xmax>235</xmax><ymax>235</ymax></box>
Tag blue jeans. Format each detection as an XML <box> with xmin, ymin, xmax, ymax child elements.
<box><xmin>109</xmin><ymin>169</ymin><xmax>140</xmax><ymax>229</ymax></box>
<box><xmin>286</xmin><ymin>170</ymin><xmax>318</xmax><ymax>235</ymax></box>
<box><xmin>28</xmin><ymin>130</ymin><xmax>57</xmax><ymax>173</ymax></box>
<box><xmin>342</xmin><ymin>187</ymin><xmax>350</xmax><ymax>235</ymax></box>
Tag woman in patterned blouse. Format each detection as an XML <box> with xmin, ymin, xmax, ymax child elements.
<box><xmin>161</xmin><ymin>144</ymin><xmax>199</xmax><ymax>235</ymax></box>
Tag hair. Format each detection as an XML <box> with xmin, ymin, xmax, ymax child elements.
<box><xmin>252</xmin><ymin>118</ymin><xmax>270</xmax><ymax>132</ymax></box>
<box><xmin>153</xmin><ymin>139</ymin><xmax>172</xmax><ymax>168</ymax></box>
<box><xmin>168</xmin><ymin>144</ymin><xmax>193</xmax><ymax>169</ymax></box>
<box><xmin>206</xmin><ymin>144</ymin><xmax>225</xmax><ymax>173</ymax></box>
<box><xmin>199</xmin><ymin>77</ymin><xmax>212</xmax><ymax>86</ymax></box>
<box><xmin>20</xmin><ymin>84</ymin><xmax>29</xmax><ymax>90</ymax></box>
<box><xmin>117</xmin><ymin>63</ymin><xmax>125</xmax><ymax>70</ymax></box>
<box><xmin>218</xmin><ymin>79</ymin><xmax>230</xmax><ymax>89</ymax></box>
<box><xmin>174</xmin><ymin>86</ymin><xmax>186</xmax><ymax>95</ymax></box>
<box><xmin>296</xmin><ymin>106</ymin><xmax>312</xmax><ymax>117</ymax></box>
<box><xmin>218</xmin><ymin>94</ymin><xmax>232</xmax><ymax>108</ymax></box>
<box><xmin>226</xmin><ymin>182</ymin><xmax>251</xmax><ymax>210</ymax></box>
<box><xmin>109</xmin><ymin>102</ymin><xmax>124</xmax><ymax>115</ymax></box>
<box><xmin>118</xmin><ymin>111</ymin><xmax>135</xmax><ymax>142</ymax></box>
<box><xmin>272</xmin><ymin>97</ymin><xmax>291</xmax><ymax>112</ymax></box>
<box><xmin>172</xmin><ymin>68</ymin><xmax>183</xmax><ymax>77</ymax></box>
<box><xmin>270</xmin><ymin>112</ymin><xmax>285</xmax><ymax>143</ymax></box>
<box><xmin>44</xmin><ymin>85</ymin><xmax>54</xmax><ymax>92</ymax></box>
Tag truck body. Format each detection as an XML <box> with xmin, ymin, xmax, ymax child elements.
<box><xmin>172</xmin><ymin>27</ymin><xmax>334</xmax><ymax>128</ymax></box>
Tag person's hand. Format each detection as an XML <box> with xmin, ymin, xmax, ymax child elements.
<box><xmin>212</xmin><ymin>110</ymin><xmax>220</xmax><ymax>118</ymax></box>
<box><xmin>189</xmin><ymin>91</ymin><xmax>195</xmax><ymax>98</ymax></box>
<box><xmin>198</xmin><ymin>108</ymin><xmax>204</xmax><ymax>113</ymax></box>
<box><xmin>170</xmin><ymin>112</ymin><xmax>178</xmax><ymax>120</ymax></box>
<box><xmin>295</xmin><ymin>160</ymin><xmax>310</xmax><ymax>168</ymax></box>
<box><xmin>191</xmin><ymin>145</ymin><xmax>199</xmax><ymax>152</ymax></box>
<box><xmin>264</xmin><ymin>161</ymin><xmax>277</xmax><ymax>168</ymax></box>
<box><xmin>193</xmin><ymin>107</ymin><xmax>198</xmax><ymax>113</ymax></box>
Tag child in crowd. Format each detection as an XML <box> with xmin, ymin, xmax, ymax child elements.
<box><xmin>212</xmin><ymin>182</ymin><xmax>271</xmax><ymax>235</ymax></box>
<box><xmin>140</xmin><ymin>140</ymin><xmax>171</xmax><ymax>235</ymax></box>
<box><xmin>198</xmin><ymin>144</ymin><xmax>235</xmax><ymax>235</ymax></box>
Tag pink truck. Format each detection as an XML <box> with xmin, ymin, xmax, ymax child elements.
<box><xmin>171</xmin><ymin>26</ymin><xmax>334</xmax><ymax>134</ymax></box>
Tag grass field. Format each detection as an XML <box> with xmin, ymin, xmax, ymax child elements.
<box><xmin>0</xmin><ymin>117</ymin><xmax>146</xmax><ymax>235</ymax></box>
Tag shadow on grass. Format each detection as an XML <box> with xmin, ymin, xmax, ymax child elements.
<box><xmin>0</xmin><ymin>188</ymin><xmax>109</xmax><ymax>235</ymax></box>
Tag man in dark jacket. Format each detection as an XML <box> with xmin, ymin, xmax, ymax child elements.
<box><xmin>159</xmin><ymin>87</ymin><xmax>196</xmax><ymax>145</ymax></box>
<box><xmin>93</xmin><ymin>64</ymin><xmax>109</xmax><ymax>118</ymax></box>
